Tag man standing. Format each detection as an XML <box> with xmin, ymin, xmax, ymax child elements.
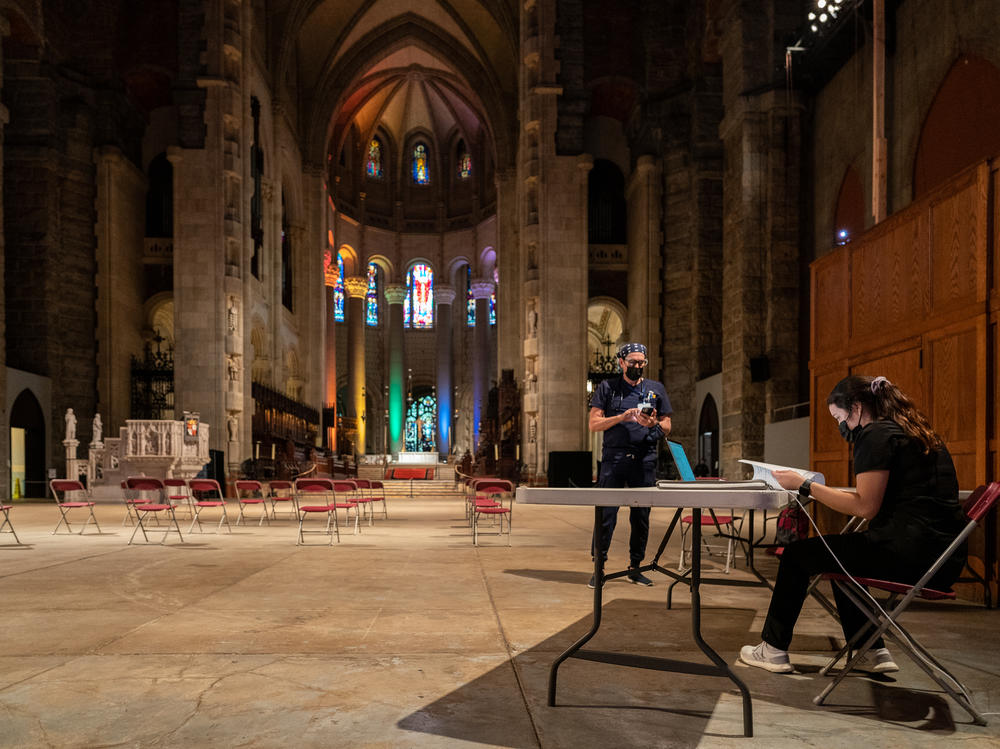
<box><xmin>588</xmin><ymin>343</ymin><xmax>673</xmax><ymax>587</ymax></box>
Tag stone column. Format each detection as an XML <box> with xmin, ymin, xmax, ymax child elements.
<box><xmin>344</xmin><ymin>276</ymin><xmax>368</xmax><ymax>456</ymax></box>
<box><xmin>0</xmin><ymin>16</ymin><xmax>10</xmax><ymax>500</ymax></box>
<box><xmin>471</xmin><ymin>279</ymin><xmax>496</xmax><ymax>449</ymax></box>
<box><xmin>323</xmin><ymin>253</ymin><xmax>339</xmax><ymax>449</ymax></box>
<box><xmin>384</xmin><ymin>283</ymin><xmax>407</xmax><ymax>456</ymax></box>
<box><xmin>435</xmin><ymin>285</ymin><xmax>456</xmax><ymax>454</ymax></box>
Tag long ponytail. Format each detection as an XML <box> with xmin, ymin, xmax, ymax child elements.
<box><xmin>826</xmin><ymin>375</ymin><xmax>943</xmax><ymax>454</ymax></box>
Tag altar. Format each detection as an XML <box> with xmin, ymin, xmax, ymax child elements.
<box><xmin>396</xmin><ymin>451</ymin><xmax>439</xmax><ymax>465</ymax></box>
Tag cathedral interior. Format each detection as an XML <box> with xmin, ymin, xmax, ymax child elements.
<box><xmin>1</xmin><ymin>0</ymin><xmax>1000</xmax><ymax>744</ymax></box>
<box><xmin>2</xmin><ymin>0</ymin><xmax>998</xmax><ymax>495</ymax></box>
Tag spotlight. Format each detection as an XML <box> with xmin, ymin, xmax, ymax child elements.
<box><xmin>820</xmin><ymin>13</ymin><xmax>828</xmax><ymax>22</ymax></box>
<box><xmin>836</xmin><ymin>228</ymin><xmax>850</xmax><ymax>245</ymax></box>
<box><xmin>811</xmin><ymin>24</ymin><xmax>818</xmax><ymax>31</ymax></box>
<box><xmin>818</xmin><ymin>0</ymin><xmax>827</xmax><ymax>7</ymax></box>
<box><xmin>808</xmin><ymin>11</ymin><xmax>816</xmax><ymax>19</ymax></box>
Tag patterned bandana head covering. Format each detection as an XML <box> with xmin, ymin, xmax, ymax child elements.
<box><xmin>617</xmin><ymin>342</ymin><xmax>647</xmax><ymax>360</ymax></box>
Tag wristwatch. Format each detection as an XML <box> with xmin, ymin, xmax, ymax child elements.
<box><xmin>798</xmin><ymin>478</ymin><xmax>813</xmax><ymax>498</ymax></box>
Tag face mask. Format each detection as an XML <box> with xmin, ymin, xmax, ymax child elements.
<box><xmin>838</xmin><ymin>420</ymin><xmax>864</xmax><ymax>443</ymax></box>
<box><xmin>625</xmin><ymin>365</ymin><xmax>643</xmax><ymax>381</ymax></box>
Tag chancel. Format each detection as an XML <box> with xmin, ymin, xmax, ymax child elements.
<box><xmin>1</xmin><ymin>0</ymin><xmax>999</xmax><ymax>745</ymax></box>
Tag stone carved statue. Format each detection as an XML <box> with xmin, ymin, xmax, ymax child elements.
<box><xmin>227</xmin><ymin>355</ymin><xmax>241</xmax><ymax>381</ymax></box>
<box><xmin>526</xmin><ymin>303</ymin><xmax>538</xmax><ymax>338</ymax></box>
<box><xmin>528</xmin><ymin>415</ymin><xmax>537</xmax><ymax>443</ymax></box>
<box><xmin>92</xmin><ymin>413</ymin><xmax>103</xmax><ymax>444</ymax></box>
<box><xmin>227</xmin><ymin>296</ymin><xmax>238</xmax><ymax>333</ymax></box>
<box><xmin>64</xmin><ymin>408</ymin><xmax>77</xmax><ymax>441</ymax></box>
<box><xmin>227</xmin><ymin>413</ymin><xmax>239</xmax><ymax>442</ymax></box>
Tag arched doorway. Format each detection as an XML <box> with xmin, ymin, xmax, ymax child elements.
<box><xmin>10</xmin><ymin>389</ymin><xmax>45</xmax><ymax>498</ymax></box>
<box><xmin>698</xmin><ymin>394</ymin><xmax>719</xmax><ymax>477</ymax></box>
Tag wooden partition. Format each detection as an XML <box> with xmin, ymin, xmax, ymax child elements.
<box><xmin>810</xmin><ymin>159</ymin><xmax>997</xmax><ymax>603</ymax></box>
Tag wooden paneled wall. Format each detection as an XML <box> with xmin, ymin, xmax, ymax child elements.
<box><xmin>810</xmin><ymin>159</ymin><xmax>997</xmax><ymax>603</ymax></box>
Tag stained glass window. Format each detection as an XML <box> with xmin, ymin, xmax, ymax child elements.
<box><xmin>405</xmin><ymin>263</ymin><xmax>434</xmax><ymax>328</ymax></box>
<box><xmin>405</xmin><ymin>394</ymin><xmax>437</xmax><ymax>452</ymax></box>
<box><xmin>334</xmin><ymin>253</ymin><xmax>345</xmax><ymax>322</ymax></box>
<box><xmin>403</xmin><ymin>272</ymin><xmax>411</xmax><ymax>329</ymax></box>
<box><xmin>458</xmin><ymin>141</ymin><xmax>471</xmax><ymax>180</ymax></box>
<box><xmin>412</xmin><ymin>142</ymin><xmax>429</xmax><ymax>184</ymax></box>
<box><xmin>365</xmin><ymin>262</ymin><xmax>379</xmax><ymax>326</ymax></box>
<box><xmin>466</xmin><ymin>266</ymin><xmax>475</xmax><ymax>327</ymax></box>
<box><xmin>366</xmin><ymin>137</ymin><xmax>383</xmax><ymax>179</ymax></box>
<box><xmin>489</xmin><ymin>292</ymin><xmax>496</xmax><ymax>326</ymax></box>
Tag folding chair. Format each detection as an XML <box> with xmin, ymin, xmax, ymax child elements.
<box><xmin>124</xmin><ymin>476</ymin><xmax>184</xmax><ymax>545</ymax></box>
<box><xmin>234</xmin><ymin>480</ymin><xmax>271</xmax><ymax>526</ymax></box>
<box><xmin>49</xmin><ymin>479</ymin><xmax>102</xmax><ymax>535</ymax></box>
<box><xmin>267</xmin><ymin>480</ymin><xmax>297</xmax><ymax>519</ymax></box>
<box><xmin>121</xmin><ymin>479</ymin><xmax>151</xmax><ymax>526</ymax></box>
<box><xmin>294</xmin><ymin>478</ymin><xmax>339</xmax><ymax>545</ymax></box>
<box><xmin>369</xmin><ymin>480</ymin><xmax>388</xmax><ymax>519</ymax></box>
<box><xmin>330</xmin><ymin>480</ymin><xmax>362</xmax><ymax>534</ymax></box>
<box><xmin>814</xmin><ymin>482</ymin><xmax>1000</xmax><ymax>726</ymax></box>
<box><xmin>350</xmin><ymin>478</ymin><xmax>376</xmax><ymax>526</ymax></box>
<box><xmin>187</xmin><ymin>478</ymin><xmax>233</xmax><ymax>534</ymax></box>
<box><xmin>678</xmin><ymin>510</ymin><xmax>740</xmax><ymax>573</ymax></box>
<box><xmin>164</xmin><ymin>478</ymin><xmax>194</xmax><ymax>519</ymax></box>
<box><xmin>469</xmin><ymin>479</ymin><xmax>511</xmax><ymax>525</ymax></box>
<box><xmin>0</xmin><ymin>502</ymin><xmax>22</xmax><ymax>545</ymax></box>
<box><xmin>472</xmin><ymin>482</ymin><xmax>513</xmax><ymax>546</ymax></box>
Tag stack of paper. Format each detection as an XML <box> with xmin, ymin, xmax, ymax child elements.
<box><xmin>737</xmin><ymin>459</ymin><xmax>825</xmax><ymax>491</ymax></box>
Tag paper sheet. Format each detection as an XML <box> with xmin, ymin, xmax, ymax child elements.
<box><xmin>737</xmin><ymin>459</ymin><xmax>825</xmax><ymax>491</ymax></box>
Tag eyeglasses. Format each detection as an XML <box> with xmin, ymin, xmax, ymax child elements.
<box><xmin>623</xmin><ymin>359</ymin><xmax>647</xmax><ymax>367</ymax></box>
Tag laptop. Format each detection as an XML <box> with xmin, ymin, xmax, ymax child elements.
<box><xmin>667</xmin><ymin>441</ymin><xmax>697</xmax><ymax>482</ymax></box>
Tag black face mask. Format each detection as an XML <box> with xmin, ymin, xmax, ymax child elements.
<box><xmin>625</xmin><ymin>365</ymin><xmax>643</xmax><ymax>381</ymax></box>
<box><xmin>838</xmin><ymin>420</ymin><xmax>864</xmax><ymax>444</ymax></box>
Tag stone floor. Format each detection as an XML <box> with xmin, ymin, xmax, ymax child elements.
<box><xmin>0</xmin><ymin>495</ymin><xmax>998</xmax><ymax>748</ymax></box>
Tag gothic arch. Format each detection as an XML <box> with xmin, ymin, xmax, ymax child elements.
<box><xmin>337</xmin><ymin>244</ymin><xmax>360</xmax><ymax>277</ymax></box>
<box><xmin>307</xmin><ymin>16</ymin><xmax>514</xmax><ymax>170</ymax></box>
<box><xmin>913</xmin><ymin>54</ymin><xmax>1000</xmax><ymax>198</ymax></box>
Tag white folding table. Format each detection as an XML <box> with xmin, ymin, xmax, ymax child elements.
<box><xmin>517</xmin><ymin>481</ymin><xmax>785</xmax><ymax>738</ymax></box>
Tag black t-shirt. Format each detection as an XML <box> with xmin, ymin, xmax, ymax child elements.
<box><xmin>853</xmin><ymin>420</ymin><xmax>965</xmax><ymax>554</ymax></box>
<box><xmin>590</xmin><ymin>376</ymin><xmax>672</xmax><ymax>453</ymax></box>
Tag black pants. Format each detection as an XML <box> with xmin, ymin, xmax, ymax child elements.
<box><xmin>761</xmin><ymin>531</ymin><xmax>966</xmax><ymax>651</ymax></box>
<box><xmin>591</xmin><ymin>450</ymin><xmax>656</xmax><ymax>566</ymax></box>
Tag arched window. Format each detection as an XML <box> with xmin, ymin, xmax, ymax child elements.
<box><xmin>466</xmin><ymin>266</ymin><xmax>475</xmax><ymax>327</ymax></box>
<box><xmin>490</xmin><ymin>267</ymin><xmax>498</xmax><ymax>326</ymax></box>
<box><xmin>365</xmin><ymin>262</ymin><xmax>379</xmax><ymax>326</ymax></box>
<box><xmin>405</xmin><ymin>263</ymin><xmax>434</xmax><ymax>329</ymax></box>
<box><xmin>405</xmin><ymin>393</ymin><xmax>437</xmax><ymax>451</ymax></box>
<box><xmin>366</xmin><ymin>137</ymin><xmax>384</xmax><ymax>179</ymax></box>
<box><xmin>412</xmin><ymin>142</ymin><xmax>430</xmax><ymax>184</ymax></box>
<box><xmin>457</xmin><ymin>140</ymin><xmax>471</xmax><ymax>180</ymax></box>
<box><xmin>334</xmin><ymin>253</ymin><xmax>346</xmax><ymax>322</ymax></box>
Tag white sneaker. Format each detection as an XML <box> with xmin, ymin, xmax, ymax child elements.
<box><xmin>739</xmin><ymin>642</ymin><xmax>793</xmax><ymax>673</ymax></box>
<box><xmin>852</xmin><ymin>647</ymin><xmax>899</xmax><ymax>674</ymax></box>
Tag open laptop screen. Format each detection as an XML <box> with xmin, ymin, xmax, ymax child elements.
<box><xmin>667</xmin><ymin>441</ymin><xmax>697</xmax><ymax>481</ymax></box>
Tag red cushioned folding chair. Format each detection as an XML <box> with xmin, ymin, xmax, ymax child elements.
<box><xmin>164</xmin><ymin>478</ymin><xmax>194</xmax><ymax>519</ymax></box>
<box><xmin>471</xmin><ymin>479</ymin><xmax>513</xmax><ymax>546</ymax></box>
<box><xmin>267</xmin><ymin>480</ymin><xmax>297</xmax><ymax>520</ymax></box>
<box><xmin>368</xmin><ymin>479</ymin><xmax>388</xmax><ymax>519</ymax></box>
<box><xmin>0</xmin><ymin>501</ymin><xmax>22</xmax><ymax>545</ymax></box>
<box><xmin>330</xmin><ymin>480</ymin><xmax>361</xmax><ymax>535</ymax></box>
<box><xmin>120</xmin><ymin>479</ymin><xmax>151</xmax><ymax>526</ymax></box>
<box><xmin>234</xmin><ymin>480</ymin><xmax>271</xmax><ymax>526</ymax></box>
<box><xmin>187</xmin><ymin>479</ymin><xmax>232</xmax><ymax>534</ymax></box>
<box><xmin>468</xmin><ymin>479</ymin><xmax>510</xmax><ymax>525</ymax></box>
<box><xmin>814</xmin><ymin>481</ymin><xmax>1000</xmax><ymax>726</ymax></box>
<box><xmin>124</xmin><ymin>476</ymin><xmax>184</xmax><ymax>545</ymax></box>
<box><xmin>678</xmin><ymin>510</ymin><xmax>739</xmax><ymax>573</ymax></box>
<box><xmin>49</xmin><ymin>479</ymin><xmax>103</xmax><ymax>535</ymax></box>
<box><xmin>349</xmin><ymin>478</ymin><xmax>376</xmax><ymax>526</ymax></box>
<box><xmin>294</xmin><ymin>478</ymin><xmax>339</xmax><ymax>545</ymax></box>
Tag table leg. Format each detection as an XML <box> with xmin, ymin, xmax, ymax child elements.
<box><xmin>549</xmin><ymin>506</ymin><xmax>605</xmax><ymax>706</ymax></box>
<box><xmin>690</xmin><ymin>520</ymin><xmax>754</xmax><ymax>737</ymax></box>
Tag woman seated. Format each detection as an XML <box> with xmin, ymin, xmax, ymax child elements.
<box><xmin>740</xmin><ymin>375</ymin><xmax>968</xmax><ymax>673</ymax></box>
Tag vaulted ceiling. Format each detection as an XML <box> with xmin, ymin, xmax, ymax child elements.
<box><xmin>274</xmin><ymin>0</ymin><xmax>519</xmax><ymax>167</ymax></box>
